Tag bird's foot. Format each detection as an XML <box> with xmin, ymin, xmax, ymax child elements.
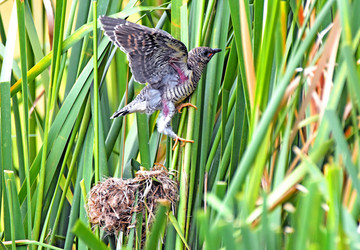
<box><xmin>172</xmin><ymin>136</ymin><xmax>194</xmax><ymax>150</ymax></box>
<box><xmin>177</xmin><ymin>103</ymin><xmax>198</xmax><ymax>113</ymax></box>
<box><xmin>153</xmin><ymin>162</ymin><xmax>167</xmax><ymax>170</ymax></box>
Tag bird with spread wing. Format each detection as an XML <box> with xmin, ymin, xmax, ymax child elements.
<box><xmin>99</xmin><ymin>16</ymin><xmax>221</xmax><ymax>150</ymax></box>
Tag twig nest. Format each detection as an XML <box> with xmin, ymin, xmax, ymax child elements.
<box><xmin>87</xmin><ymin>166</ymin><xmax>178</xmax><ymax>235</ymax></box>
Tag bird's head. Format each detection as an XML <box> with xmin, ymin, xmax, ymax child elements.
<box><xmin>190</xmin><ymin>47</ymin><xmax>222</xmax><ymax>65</ymax></box>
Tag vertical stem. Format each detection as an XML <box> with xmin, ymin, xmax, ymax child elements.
<box><xmin>15</xmin><ymin>0</ymin><xmax>31</xmax><ymax>239</ymax></box>
<box><xmin>40</xmin><ymin>98</ymin><xmax>87</xmax><ymax>244</ymax></box>
<box><xmin>184</xmin><ymin>0</ymin><xmax>205</xmax><ymax>241</ymax></box>
<box><xmin>175</xmin><ymin>3</ymin><xmax>189</xmax><ymax>249</ymax></box>
<box><xmin>239</xmin><ymin>0</ymin><xmax>255</xmax><ymax>108</ymax></box>
<box><xmin>50</xmin><ymin>97</ymin><xmax>91</xmax><ymax>245</ymax></box>
<box><xmin>93</xmin><ymin>0</ymin><xmax>99</xmax><ymax>184</ymax></box>
<box><xmin>33</xmin><ymin>0</ymin><xmax>67</xmax><ymax>242</ymax></box>
<box><xmin>121</xmin><ymin>68</ymin><xmax>130</xmax><ymax>178</ymax></box>
<box><xmin>4</xmin><ymin>174</ymin><xmax>16</xmax><ymax>250</ymax></box>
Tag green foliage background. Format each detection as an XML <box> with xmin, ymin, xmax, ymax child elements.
<box><xmin>1</xmin><ymin>0</ymin><xmax>360</xmax><ymax>249</ymax></box>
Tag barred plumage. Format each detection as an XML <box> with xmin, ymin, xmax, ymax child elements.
<box><xmin>164</xmin><ymin>76</ymin><xmax>197</xmax><ymax>104</ymax></box>
<box><xmin>100</xmin><ymin>16</ymin><xmax>221</xmax><ymax>149</ymax></box>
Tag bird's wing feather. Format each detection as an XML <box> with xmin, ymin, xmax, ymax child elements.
<box><xmin>99</xmin><ymin>16</ymin><xmax>188</xmax><ymax>86</ymax></box>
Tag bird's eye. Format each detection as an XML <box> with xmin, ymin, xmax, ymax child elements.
<box><xmin>207</xmin><ymin>53</ymin><xmax>213</xmax><ymax>57</ymax></box>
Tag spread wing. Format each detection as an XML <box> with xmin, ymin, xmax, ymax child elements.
<box><xmin>99</xmin><ymin>16</ymin><xmax>188</xmax><ymax>87</ymax></box>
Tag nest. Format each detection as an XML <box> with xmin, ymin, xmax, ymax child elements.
<box><xmin>87</xmin><ymin>166</ymin><xmax>178</xmax><ymax>235</ymax></box>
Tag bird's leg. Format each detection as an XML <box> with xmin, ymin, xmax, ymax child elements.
<box><xmin>169</xmin><ymin>58</ymin><xmax>188</xmax><ymax>84</ymax></box>
<box><xmin>176</xmin><ymin>103</ymin><xmax>198</xmax><ymax>113</ymax></box>
<box><xmin>172</xmin><ymin>136</ymin><xmax>194</xmax><ymax>151</ymax></box>
<box><xmin>157</xmin><ymin>100</ymin><xmax>194</xmax><ymax>150</ymax></box>
<box><xmin>153</xmin><ymin>162</ymin><xmax>167</xmax><ymax>170</ymax></box>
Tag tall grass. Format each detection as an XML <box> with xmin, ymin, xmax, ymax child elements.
<box><xmin>1</xmin><ymin>0</ymin><xmax>360</xmax><ymax>249</ymax></box>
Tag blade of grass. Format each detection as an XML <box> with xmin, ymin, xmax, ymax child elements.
<box><xmin>145</xmin><ymin>200</ymin><xmax>170</xmax><ymax>250</ymax></box>
<box><xmin>186</xmin><ymin>0</ymin><xmax>206</xmax><ymax>241</ymax></box>
<box><xmin>254</xmin><ymin>0</ymin><xmax>279</xmax><ymax>112</ymax></box>
<box><xmin>16</xmin><ymin>0</ymin><xmax>32</xmax><ymax>239</ymax></box>
<box><xmin>228</xmin><ymin>0</ymin><xmax>251</xmax><ymax>125</ymax></box>
<box><xmin>39</xmin><ymin>97</ymin><xmax>88</xmax><ymax>244</ymax></box>
<box><xmin>63</xmin><ymin>151</ymin><xmax>87</xmax><ymax>249</ymax></box>
<box><xmin>168</xmin><ymin>213</ymin><xmax>190</xmax><ymax>250</ymax></box>
<box><xmin>49</xmin><ymin>97</ymin><xmax>91</xmax><ymax>244</ymax></box>
<box><xmin>72</xmin><ymin>220</ymin><xmax>108</xmax><ymax>250</ymax></box>
<box><xmin>4</xmin><ymin>171</ymin><xmax>16</xmax><ymax>250</ymax></box>
<box><xmin>253</xmin><ymin>0</ymin><xmax>264</xmax><ymax>68</ymax></box>
<box><xmin>25</xmin><ymin>3</ymin><xmax>36</xmax><ymax>174</ymax></box>
<box><xmin>196</xmin><ymin>0</ymin><xmax>230</xmax><ymax>230</ymax></box>
<box><xmin>64</xmin><ymin>0</ymin><xmax>91</xmax><ymax>96</ymax></box>
<box><xmin>246</xmin><ymin>140</ymin><xmax>333</xmax><ymax>224</ymax></box>
<box><xmin>24</xmin><ymin>1</ymin><xmax>50</xmax><ymax>94</ymax></box>
<box><xmin>217</xmin><ymin>0</ymin><xmax>335</xmax><ymax>224</ymax></box>
<box><xmin>18</xmin><ymin>39</ymin><xmax>108</xmax><ymax>204</ymax></box>
<box><xmin>293</xmin><ymin>182</ymin><xmax>322</xmax><ymax>250</ymax></box>
<box><xmin>239</xmin><ymin>0</ymin><xmax>256</xmax><ymax>109</ymax></box>
<box><xmin>325</xmin><ymin>110</ymin><xmax>360</xmax><ymax>200</ymax></box>
<box><xmin>0</xmin><ymin>9</ymin><xmax>17</xmax><ymax>228</ymax></box>
<box><xmin>270</xmin><ymin>101</ymin><xmax>295</xmax><ymax>227</ymax></box>
<box><xmin>221</xmin><ymin>40</ymin><xmax>238</xmax><ymax>156</ymax></box>
<box><xmin>337</xmin><ymin>0</ymin><xmax>360</xmax><ymax>110</ymax></box>
<box><xmin>93</xmin><ymin>0</ymin><xmax>100</xmax><ymax>184</ymax></box>
<box><xmin>175</xmin><ymin>3</ymin><xmax>190</xmax><ymax>248</ymax></box>
<box><xmin>0</xmin><ymin>80</ymin><xmax>11</xmax><ymax>227</ymax></box>
<box><xmin>135</xmin><ymin>88</ymin><xmax>151</xmax><ymax>170</ymax></box>
<box><xmin>0</xmin><ymin>9</ymin><xmax>16</xmax><ymax>229</ymax></box>
<box><xmin>229</xmin><ymin>68</ymin><xmax>245</xmax><ymax>182</ymax></box>
<box><xmin>2</xmin><ymin>240</ymin><xmax>62</xmax><ymax>250</ymax></box>
<box><xmin>325</xmin><ymin>164</ymin><xmax>343</xmax><ymax>248</ymax></box>
<box><xmin>5</xmin><ymin>170</ymin><xmax>26</xmax><ymax>249</ymax></box>
<box><xmin>33</xmin><ymin>0</ymin><xmax>67</xmax><ymax>241</ymax></box>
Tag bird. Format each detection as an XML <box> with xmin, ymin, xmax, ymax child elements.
<box><xmin>99</xmin><ymin>16</ymin><xmax>221</xmax><ymax>150</ymax></box>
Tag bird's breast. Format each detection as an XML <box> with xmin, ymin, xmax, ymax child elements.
<box><xmin>164</xmin><ymin>72</ymin><xmax>198</xmax><ymax>104</ymax></box>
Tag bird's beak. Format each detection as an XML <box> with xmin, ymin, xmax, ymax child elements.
<box><xmin>212</xmin><ymin>48</ymin><xmax>222</xmax><ymax>54</ymax></box>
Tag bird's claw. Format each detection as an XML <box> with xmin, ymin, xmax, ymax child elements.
<box><xmin>177</xmin><ymin>103</ymin><xmax>198</xmax><ymax>113</ymax></box>
<box><xmin>172</xmin><ymin>136</ymin><xmax>194</xmax><ymax>150</ymax></box>
<box><xmin>153</xmin><ymin>162</ymin><xmax>167</xmax><ymax>170</ymax></box>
